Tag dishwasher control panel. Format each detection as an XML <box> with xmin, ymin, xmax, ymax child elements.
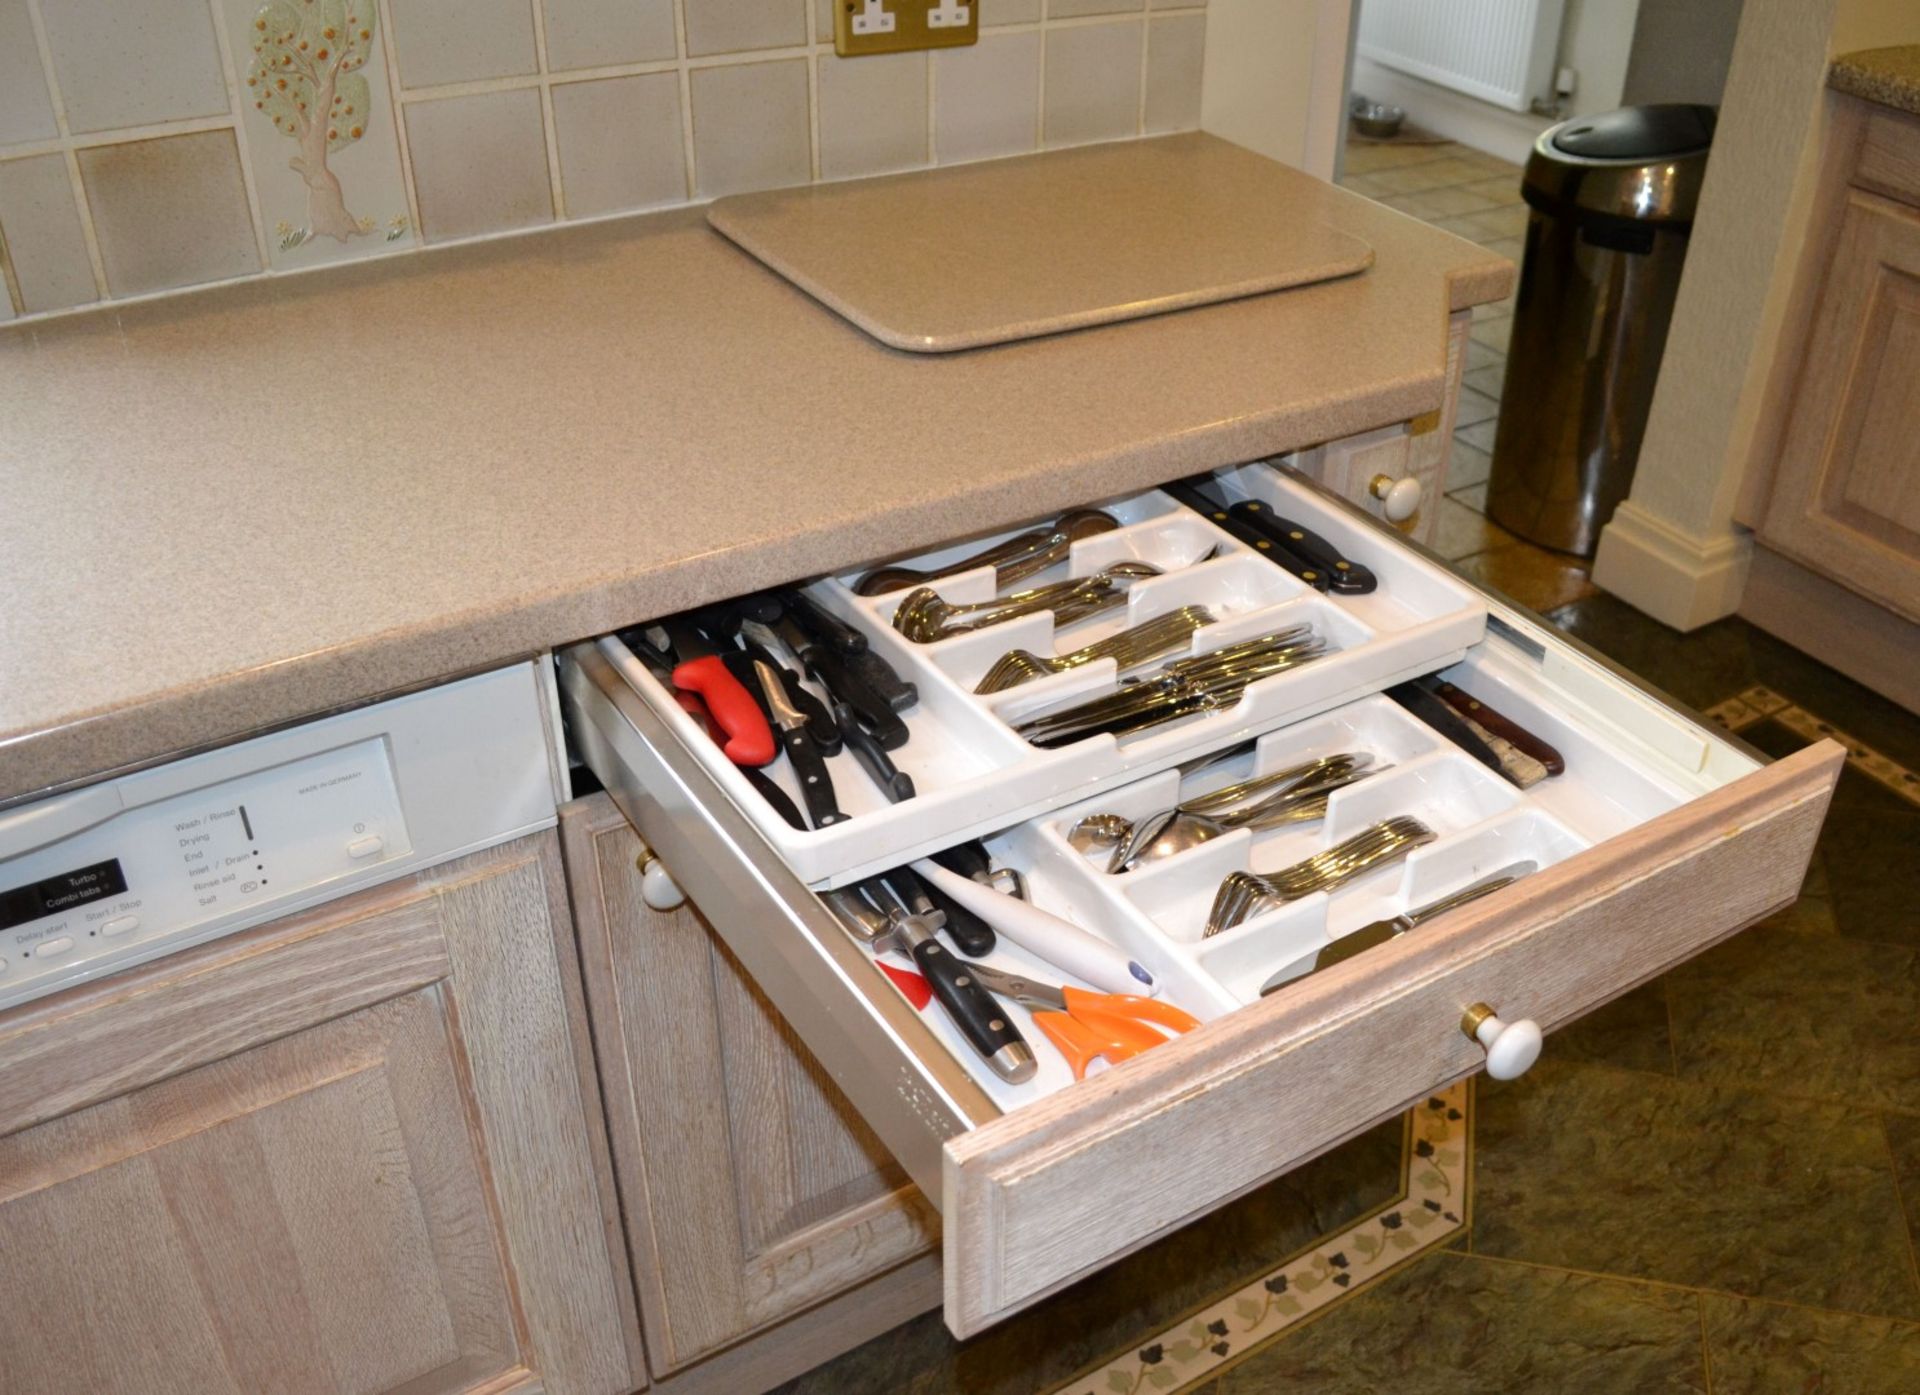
<box><xmin>2</xmin><ymin>739</ymin><xmax>409</xmax><ymax>996</ymax></box>
<box><xmin>0</xmin><ymin>663</ymin><xmax>557</xmax><ymax>1010</ymax></box>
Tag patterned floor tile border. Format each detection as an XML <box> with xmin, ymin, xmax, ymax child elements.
<box><xmin>1047</xmin><ymin>1084</ymin><xmax>1472</xmax><ymax>1395</ymax></box>
<box><xmin>1706</xmin><ymin>685</ymin><xmax>1920</xmax><ymax>808</ymax></box>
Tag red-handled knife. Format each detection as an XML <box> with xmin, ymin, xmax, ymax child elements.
<box><xmin>661</xmin><ymin>617</ymin><xmax>776</xmax><ymax>767</ymax></box>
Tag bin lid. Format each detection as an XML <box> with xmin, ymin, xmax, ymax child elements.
<box><xmin>1550</xmin><ymin>104</ymin><xmax>1715</xmax><ymax>161</ymax></box>
<box><xmin>1525</xmin><ymin>104</ymin><xmax>1715</xmax><ymax>224</ymax></box>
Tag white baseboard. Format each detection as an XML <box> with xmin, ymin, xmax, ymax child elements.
<box><xmin>1351</xmin><ymin>57</ymin><xmax>1548</xmax><ymax>165</ymax></box>
<box><xmin>1591</xmin><ymin>503</ymin><xmax>1754</xmax><ymax>631</ymax></box>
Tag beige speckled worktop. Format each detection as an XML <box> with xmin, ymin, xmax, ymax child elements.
<box><xmin>1831</xmin><ymin>45</ymin><xmax>1920</xmax><ymax>117</ymax></box>
<box><xmin>0</xmin><ymin>134</ymin><xmax>1510</xmax><ymax>803</ymax></box>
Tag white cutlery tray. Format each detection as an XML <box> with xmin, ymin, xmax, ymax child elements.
<box><xmin>875</xmin><ymin>645</ymin><xmax>1725</xmax><ymax>1111</ymax></box>
<box><xmin>606</xmin><ymin>469</ymin><xmax>1486</xmax><ymax>888</ymax></box>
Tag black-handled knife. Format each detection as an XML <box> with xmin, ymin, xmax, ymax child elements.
<box><xmin>781</xmin><ymin>589</ymin><xmax>868</xmax><ymax>656</ymax></box>
<box><xmin>830</xmin><ymin>697</ymin><xmax>916</xmax><ymax>804</ymax></box>
<box><xmin>774</xmin><ymin>614</ymin><xmax>910</xmax><ymax>749</ymax></box>
<box><xmin>1160</xmin><ymin>478</ymin><xmax>1331</xmax><ymax>591</ymax></box>
<box><xmin>888</xmin><ymin>862</ymin><xmax>994</xmax><ymax>958</ymax></box>
<box><xmin>754</xmin><ymin>661</ymin><xmax>846</xmax><ymax>828</ymax></box>
<box><xmin>1227</xmin><ymin>500</ymin><xmax>1378</xmax><ymax>595</ymax></box>
<box><xmin>846</xmin><ymin>647</ymin><xmax>919</xmax><ymax>713</ymax></box>
<box><xmin>864</xmin><ymin>877</ymin><xmax>1035</xmax><ymax>1084</ymax></box>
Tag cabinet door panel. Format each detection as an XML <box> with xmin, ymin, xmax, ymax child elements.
<box><xmin>0</xmin><ymin>833</ymin><xmax>636</xmax><ymax>1395</ymax></box>
<box><xmin>562</xmin><ymin>796</ymin><xmax>937</xmax><ymax>1377</ymax></box>
<box><xmin>1760</xmin><ymin>188</ymin><xmax>1920</xmax><ymax>619</ymax></box>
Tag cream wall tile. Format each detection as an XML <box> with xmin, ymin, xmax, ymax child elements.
<box><xmin>1043</xmin><ymin>19</ymin><xmax>1142</xmax><ymax>148</ymax></box>
<box><xmin>388</xmin><ymin>0</ymin><xmax>537</xmax><ymax>88</ymax></box>
<box><xmin>78</xmin><ymin>131</ymin><xmax>260</xmax><ymax>296</ymax></box>
<box><xmin>1144</xmin><ymin>13</ymin><xmax>1204</xmax><ymax>134</ymax></box>
<box><xmin>1048</xmin><ymin>0</ymin><xmax>1143</xmax><ymax>17</ymax></box>
<box><xmin>545</xmin><ymin>0</ymin><xmax>678</xmax><ymax>72</ymax></box>
<box><xmin>685</xmin><ymin>0</ymin><xmax>807</xmax><ymax>58</ymax></box>
<box><xmin>0</xmin><ymin>0</ymin><xmax>56</xmax><ymax>145</ymax></box>
<box><xmin>224</xmin><ymin>0</ymin><xmax>414</xmax><ymax>267</ymax></box>
<box><xmin>42</xmin><ymin>0</ymin><xmax>228</xmax><ymax>134</ymax></box>
<box><xmin>406</xmin><ymin>89</ymin><xmax>553</xmax><ymax>240</ymax></box>
<box><xmin>0</xmin><ymin>155</ymin><xmax>96</xmax><ymax>313</ymax></box>
<box><xmin>935</xmin><ymin>31</ymin><xmax>1038</xmax><ymax>165</ymax></box>
<box><xmin>817</xmin><ymin>52</ymin><xmax>928</xmax><ymax>180</ymax></box>
<box><xmin>1149</xmin><ymin>0</ymin><xmax>1204</xmax><ymax>7</ymax></box>
<box><xmin>553</xmin><ymin>73</ymin><xmax>686</xmax><ymax>217</ymax></box>
<box><xmin>690</xmin><ymin>60</ymin><xmax>811</xmax><ymax>197</ymax></box>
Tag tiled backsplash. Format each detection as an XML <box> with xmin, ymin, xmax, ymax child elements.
<box><xmin>0</xmin><ymin>0</ymin><xmax>1207</xmax><ymax>323</ymax></box>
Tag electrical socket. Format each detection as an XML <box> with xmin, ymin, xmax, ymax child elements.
<box><xmin>834</xmin><ymin>0</ymin><xmax>977</xmax><ymax>57</ymax></box>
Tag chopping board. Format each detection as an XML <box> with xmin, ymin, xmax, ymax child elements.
<box><xmin>705</xmin><ymin>134</ymin><xmax>1376</xmax><ymax>353</ymax></box>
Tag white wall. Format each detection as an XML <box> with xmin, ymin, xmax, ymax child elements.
<box><xmin>1202</xmin><ymin>0</ymin><xmax>1356</xmax><ymax>179</ymax></box>
<box><xmin>1352</xmin><ymin>0</ymin><xmax>1641</xmax><ymax>163</ymax></box>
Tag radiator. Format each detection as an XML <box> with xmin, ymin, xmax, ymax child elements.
<box><xmin>1357</xmin><ymin>0</ymin><xmax>1569</xmax><ymax>113</ymax></box>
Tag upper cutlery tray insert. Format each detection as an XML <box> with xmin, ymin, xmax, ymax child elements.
<box><xmin>600</xmin><ymin>466</ymin><xmax>1486</xmax><ymax>887</ymax></box>
<box><xmin>881</xmin><ymin>646</ymin><xmax>1752</xmax><ymax>1111</ymax></box>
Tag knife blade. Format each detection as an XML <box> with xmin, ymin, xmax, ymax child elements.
<box><xmin>736</xmin><ymin>640</ymin><xmax>842</xmax><ymax>755</ymax></box>
<box><xmin>863</xmin><ymin>876</ymin><xmax>1036</xmax><ymax>1084</ymax></box>
<box><xmin>1259</xmin><ymin>862</ymin><xmax>1536</xmax><ymax>996</ymax></box>
<box><xmin>753</xmin><ymin>660</ymin><xmax>846</xmax><ymax>828</ymax></box>
<box><xmin>661</xmin><ymin>616</ymin><xmax>777</xmax><ymax>766</ymax></box>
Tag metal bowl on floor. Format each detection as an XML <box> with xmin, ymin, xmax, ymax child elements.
<box><xmin>1351</xmin><ymin>101</ymin><xmax>1406</xmax><ymax>139</ymax></box>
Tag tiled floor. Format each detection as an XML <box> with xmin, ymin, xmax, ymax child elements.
<box><xmin>770</xmin><ymin>137</ymin><xmax>1920</xmax><ymax>1394</ymax></box>
<box><xmin>1341</xmin><ymin>134</ymin><xmax>1608</xmax><ymax>618</ymax></box>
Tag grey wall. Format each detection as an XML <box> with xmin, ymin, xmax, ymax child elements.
<box><xmin>1622</xmin><ymin>0</ymin><xmax>1749</xmax><ymax>106</ymax></box>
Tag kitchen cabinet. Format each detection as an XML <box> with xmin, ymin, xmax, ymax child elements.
<box><xmin>560</xmin><ymin>795</ymin><xmax>940</xmax><ymax>1394</ymax></box>
<box><xmin>561</xmin><ymin>458</ymin><xmax>1842</xmax><ymax>1338</ymax></box>
<box><xmin>0</xmin><ymin>832</ymin><xmax>639</xmax><ymax>1395</ymax></box>
<box><xmin>1740</xmin><ymin>99</ymin><xmax>1920</xmax><ymax>709</ymax></box>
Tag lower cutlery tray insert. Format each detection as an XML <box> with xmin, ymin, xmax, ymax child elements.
<box><xmin>852</xmin><ymin>644</ymin><xmax>1753</xmax><ymax>1110</ymax></box>
<box><xmin>599</xmin><ymin>465</ymin><xmax>1487</xmax><ymax>887</ymax></box>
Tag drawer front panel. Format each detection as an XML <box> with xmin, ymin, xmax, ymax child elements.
<box><xmin>939</xmin><ymin>741</ymin><xmax>1839</xmax><ymax>1333</ymax></box>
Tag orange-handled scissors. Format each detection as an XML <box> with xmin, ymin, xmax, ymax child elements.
<box><xmin>966</xmin><ymin>964</ymin><xmax>1201</xmax><ymax>1079</ymax></box>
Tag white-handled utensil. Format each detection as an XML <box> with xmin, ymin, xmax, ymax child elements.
<box><xmin>910</xmin><ymin>859</ymin><xmax>1159</xmax><ymax>997</ymax></box>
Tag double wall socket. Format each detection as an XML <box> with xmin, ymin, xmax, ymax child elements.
<box><xmin>835</xmin><ymin>1</ymin><xmax>978</xmax><ymax>57</ymax></box>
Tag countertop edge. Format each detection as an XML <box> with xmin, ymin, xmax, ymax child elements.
<box><xmin>1830</xmin><ymin>45</ymin><xmax>1920</xmax><ymax>119</ymax></box>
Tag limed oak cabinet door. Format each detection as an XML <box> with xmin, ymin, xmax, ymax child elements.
<box><xmin>1759</xmin><ymin>186</ymin><xmax>1920</xmax><ymax>621</ymax></box>
<box><xmin>560</xmin><ymin>795</ymin><xmax>938</xmax><ymax>1389</ymax></box>
<box><xmin>0</xmin><ymin>831</ymin><xmax>639</xmax><ymax>1395</ymax></box>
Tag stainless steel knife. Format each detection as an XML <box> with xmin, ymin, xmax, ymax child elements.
<box><xmin>1258</xmin><ymin>862</ymin><xmax>1537</xmax><ymax>997</ymax></box>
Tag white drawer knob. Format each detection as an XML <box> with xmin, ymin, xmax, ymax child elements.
<box><xmin>1461</xmin><ymin>1002</ymin><xmax>1542</xmax><ymax>1080</ymax></box>
<box><xmin>1369</xmin><ymin>473</ymin><xmax>1423</xmax><ymax>522</ymax></box>
<box><xmin>637</xmin><ymin>851</ymin><xmax>686</xmax><ymax>912</ymax></box>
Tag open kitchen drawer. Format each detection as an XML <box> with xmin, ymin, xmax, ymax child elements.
<box><xmin>558</xmin><ymin>462</ymin><xmax>1843</xmax><ymax>1338</ymax></box>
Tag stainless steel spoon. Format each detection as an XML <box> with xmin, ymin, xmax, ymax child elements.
<box><xmin>1109</xmin><ymin>754</ymin><xmax>1382</xmax><ymax>872</ymax></box>
<box><xmin>854</xmin><ymin>509</ymin><xmax>1120</xmax><ymax>596</ymax></box>
<box><xmin>892</xmin><ymin>562</ymin><xmax>1162</xmax><ymax>643</ymax></box>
